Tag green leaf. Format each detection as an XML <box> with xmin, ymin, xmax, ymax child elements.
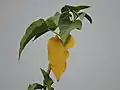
<box><xmin>46</xmin><ymin>12</ymin><xmax>60</xmax><ymax>30</ymax></box>
<box><xmin>59</xmin><ymin>20</ymin><xmax>82</xmax><ymax>43</ymax></box>
<box><xmin>53</xmin><ymin>12</ymin><xmax>61</xmax><ymax>25</ymax></box>
<box><xmin>48</xmin><ymin>87</ymin><xmax>54</xmax><ymax>90</ymax></box>
<box><xmin>78</xmin><ymin>12</ymin><xmax>92</xmax><ymax>24</ymax></box>
<box><xmin>84</xmin><ymin>13</ymin><xmax>92</xmax><ymax>24</ymax></box>
<box><xmin>46</xmin><ymin>17</ymin><xmax>57</xmax><ymax>30</ymax></box>
<box><xmin>58</xmin><ymin>11</ymin><xmax>71</xmax><ymax>43</ymax></box>
<box><xmin>28</xmin><ymin>83</ymin><xmax>43</xmax><ymax>90</ymax></box>
<box><xmin>33</xmin><ymin>22</ymin><xmax>49</xmax><ymax>41</ymax></box>
<box><xmin>18</xmin><ymin>19</ymin><xmax>48</xmax><ymax>59</ymax></box>
<box><xmin>33</xmin><ymin>12</ymin><xmax>60</xmax><ymax>41</ymax></box>
<box><xmin>61</xmin><ymin>5</ymin><xmax>90</xmax><ymax>13</ymax></box>
<box><xmin>40</xmin><ymin>68</ymin><xmax>53</xmax><ymax>87</ymax></box>
<box><xmin>61</xmin><ymin>5</ymin><xmax>70</xmax><ymax>13</ymax></box>
<box><xmin>70</xmin><ymin>20</ymin><xmax>82</xmax><ymax>30</ymax></box>
<box><xmin>58</xmin><ymin>11</ymin><xmax>71</xmax><ymax>32</ymax></box>
<box><xmin>78</xmin><ymin>12</ymin><xmax>86</xmax><ymax>20</ymax></box>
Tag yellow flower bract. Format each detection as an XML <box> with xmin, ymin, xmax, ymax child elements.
<box><xmin>48</xmin><ymin>35</ymin><xmax>74</xmax><ymax>81</ymax></box>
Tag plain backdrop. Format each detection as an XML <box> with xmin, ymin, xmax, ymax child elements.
<box><xmin>0</xmin><ymin>0</ymin><xmax>120</xmax><ymax>90</ymax></box>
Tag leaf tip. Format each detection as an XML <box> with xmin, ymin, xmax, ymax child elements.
<box><xmin>18</xmin><ymin>48</ymin><xmax>22</xmax><ymax>60</ymax></box>
<box><xmin>88</xmin><ymin>6</ymin><xmax>91</xmax><ymax>8</ymax></box>
<box><xmin>40</xmin><ymin>68</ymin><xmax>43</xmax><ymax>72</ymax></box>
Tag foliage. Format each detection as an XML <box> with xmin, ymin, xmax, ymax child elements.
<box><xmin>18</xmin><ymin>5</ymin><xmax>92</xmax><ymax>59</ymax></box>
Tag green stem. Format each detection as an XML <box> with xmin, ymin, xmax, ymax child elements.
<box><xmin>43</xmin><ymin>64</ymin><xmax>51</xmax><ymax>90</ymax></box>
<box><xmin>43</xmin><ymin>86</ymin><xmax>46</xmax><ymax>90</ymax></box>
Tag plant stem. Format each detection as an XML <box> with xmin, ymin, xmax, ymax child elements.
<box><xmin>43</xmin><ymin>64</ymin><xmax>51</xmax><ymax>90</ymax></box>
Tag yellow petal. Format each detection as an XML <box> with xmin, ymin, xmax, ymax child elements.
<box><xmin>64</xmin><ymin>35</ymin><xmax>74</xmax><ymax>50</ymax></box>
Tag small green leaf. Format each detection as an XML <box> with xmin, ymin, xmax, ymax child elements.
<box><xmin>78</xmin><ymin>12</ymin><xmax>92</xmax><ymax>24</ymax></box>
<box><xmin>74</xmin><ymin>5</ymin><xmax>90</xmax><ymax>12</ymax></box>
<box><xmin>61</xmin><ymin>5</ymin><xmax>70</xmax><ymax>13</ymax></box>
<box><xmin>48</xmin><ymin>87</ymin><xmax>54</xmax><ymax>90</ymax></box>
<box><xmin>19</xmin><ymin>19</ymin><xmax>48</xmax><ymax>59</ymax></box>
<box><xmin>53</xmin><ymin>12</ymin><xmax>61</xmax><ymax>25</ymax></box>
<box><xmin>58</xmin><ymin>11</ymin><xmax>71</xmax><ymax>36</ymax></box>
<box><xmin>61</xmin><ymin>5</ymin><xmax>90</xmax><ymax>13</ymax></box>
<box><xmin>28</xmin><ymin>83</ymin><xmax>43</xmax><ymax>90</ymax></box>
<box><xmin>58</xmin><ymin>11</ymin><xmax>71</xmax><ymax>43</ymax></box>
<box><xmin>40</xmin><ymin>68</ymin><xmax>53</xmax><ymax>87</ymax></box>
<box><xmin>40</xmin><ymin>68</ymin><xmax>49</xmax><ymax>79</ymax></box>
<box><xmin>70</xmin><ymin>20</ymin><xmax>82</xmax><ymax>30</ymax></box>
<box><xmin>84</xmin><ymin>13</ymin><xmax>92</xmax><ymax>24</ymax></box>
<box><xmin>59</xmin><ymin>20</ymin><xmax>82</xmax><ymax>43</ymax></box>
<box><xmin>78</xmin><ymin>12</ymin><xmax>86</xmax><ymax>20</ymax></box>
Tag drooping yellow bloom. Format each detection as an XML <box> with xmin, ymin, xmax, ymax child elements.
<box><xmin>48</xmin><ymin>35</ymin><xmax>74</xmax><ymax>80</ymax></box>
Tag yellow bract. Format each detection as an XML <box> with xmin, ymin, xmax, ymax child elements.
<box><xmin>48</xmin><ymin>35</ymin><xmax>74</xmax><ymax>81</ymax></box>
<box><xmin>64</xmin><ymin>35</ymin><xmax>74</xmax><ymax>50</ymax></box>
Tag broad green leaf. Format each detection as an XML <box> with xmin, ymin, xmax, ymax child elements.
<box><xmin>61</xmin><ymin>5</ymin><xmax>90</xmax><ymax>13</ymax></box>
<box><xmin>19</xmin><ymin>19</ymin><xmax>48</xmax><ymax>59</ymax></box>
<box><xmin>46</xmin><ymin>12</ymin><xmax>60</xmax><ymax>30</ymax></box>
<box><xmin>33</xmin><ymin>22</ymin><xmax>48</xmax><ymax>41</ymax></box>
<box><xmin>28</xmin><ymin>83</ymin><xmax>43</xmax><ymax>90</ymax></box>
<box><xmin>34</xmin><ymin>12</ymin><xmax>60</xmax><ymax>41</ymax></box>
<box><xmin>59</xmin><ymin>20</ymin><xmax>82</xmax><ymax>43</ymax></box>
<box><xmin>40</xmin><ymin>68</ymin><xmax>53</xmax><ymax>87</ymax></box>
<box><xmin>46</xmin><ymin>17</ymin><xmax>57</xmax><ymax>30</ymax></box>
<box><xmin>78</xmin><ymin>12</ymin><xmax>92</xmax><ymax>24</ymax></box>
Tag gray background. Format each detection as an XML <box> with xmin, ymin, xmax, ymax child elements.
<box><xmin>0</xmin><ymin>0</ymin><xmax>120</xmax><ymax>90</ymax></box>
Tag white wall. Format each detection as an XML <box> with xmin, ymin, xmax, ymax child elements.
<box><xmin>0</xmin><ymin>0</ymin><xmax>120</xmax><ymax>90</ymax></box>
